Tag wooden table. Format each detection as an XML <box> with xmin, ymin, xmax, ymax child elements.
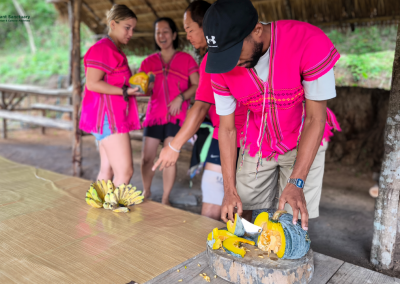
<box><xmin>0</xmin><ymin>156</ymin><xmax>397</xmax><ymax>284</ymax></box>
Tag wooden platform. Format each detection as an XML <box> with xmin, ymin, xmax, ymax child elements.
<box><xmin>145</xmin><ymin>250</ymin><xmax>398</xmax><ymax>284</ymax></box>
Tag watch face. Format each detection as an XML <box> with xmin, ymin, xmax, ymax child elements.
<box><xmin>296</xmin><ymin>179</ymin><xmax>304</xmax><ymax>188</ymax></box>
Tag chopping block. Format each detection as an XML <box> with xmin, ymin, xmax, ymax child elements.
<box><xmin>207</xmin><ymin>244</ymin><xmax>314</xmax><ymax>284</ymax></box>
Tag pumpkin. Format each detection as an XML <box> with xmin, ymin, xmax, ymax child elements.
<box><xmin>129</xmin><ymin>72</ymin><xmax>155</xmax><ymax>94</ymax></box>
<box><xmin>226</xmin><ymin>213</ymin><xmax>245</xmax><ymax>236</ymax></box>
<box><xmin>222</xmin><ymin>237</ymin><xmax>255</xmax><ymax>258</ymax></box>
<box><xmin>255</xmin><ymin>210</ymin><xmax>311</xmax><ymax>259</ymax></box>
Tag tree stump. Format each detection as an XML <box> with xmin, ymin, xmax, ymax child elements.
<box><xmin>207</xmin><ymin>245</ymin><xmax>313</xmax><ymax>284</ymax></box>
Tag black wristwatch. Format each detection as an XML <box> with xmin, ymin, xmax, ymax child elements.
<box><xmin>122</xmin><ymin>85</ymin><xmax>129</xmax><ymax>102</ymax></box>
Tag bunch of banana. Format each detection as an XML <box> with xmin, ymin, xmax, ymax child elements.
<box><xmin>85</xmin><ymin>180</ymin><xmax>144</xmax><ymax>213</ymax></box>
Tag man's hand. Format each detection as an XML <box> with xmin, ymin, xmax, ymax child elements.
<box><xmin>278</xmin><ymin>183</ymin><xmax>308</xmax><ymax>230</ymax></box>
<box><xmin>152</xmin><ymin>145</ymin><xmax>180</xmax><ymax>171</ymax></box>
<box><xmin>221</xmin><ymin>190</ymin><xmax>243</xmax><ymax>223</ymax></box>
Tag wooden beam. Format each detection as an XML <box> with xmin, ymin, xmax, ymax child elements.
<box><xmin>82</xmin><ymin>1</ymin><xmax>106</xmax><ymax>29</ymax></box>
<box><xmin>70</xmin><ymin>0</ymin><xmax>83</xmax><ymax>177</ymax></box>
<box><xmin>370</xmin><ymin>23</ymin><xmax>400</xmax><ymax>270</ymax></box>
<box><xmin>283</xmin><ymin>0</ymin><xmax>292</xmax><ymax>19</ymax></box>
<box><xmin>142</xmin><ymin>0</ymin><xmax>159</xmax><ymax>19</ymax></box>
<box><xmin>0</xmin><ymin>110</ymin><xmax>73</xmax><ymax>130</ymax></box>
<box><xmin>0</xmin><ymin>84</ymin><xmax>71</xmax><ymax>97</ymax></box>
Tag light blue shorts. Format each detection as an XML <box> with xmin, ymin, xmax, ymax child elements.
<box><xmin>92</xmin><ymin>114</ymin><xmax>112</xmax><ymax>141</ymax></box>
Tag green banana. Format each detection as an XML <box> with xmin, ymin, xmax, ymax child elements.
<box><xmin>89</xmin><ymin>186</ymin><xmax>102</xmax><ymax>203</ymax></box>
<box><xmin>86</xmin><ymin>197</ymin><xmax>102</xmax><ymax>208</ymax></box>
<box><xmin>86</xmin><ymin>191</ymin><xmax>93</xmax><ymax>199</ymax></box>
<box><xmin>113</xmin><ymin>207</ymin><xmax>130</xmax><ymax>213</ymax></box>
<box><xmin>92</xmin><ymin>182</ymin><xmax>105</xmax><ymax>201</ymax></box>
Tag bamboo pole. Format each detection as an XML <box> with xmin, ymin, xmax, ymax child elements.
<box><xmin>70</xmin><ymin>0</ymin><xmax>83</xmax><ymax>177</ymax></box>
<box><xmin>370</xmin><ymin>23</ymin><xmax>400</xmax><ymax>270</ymax></box>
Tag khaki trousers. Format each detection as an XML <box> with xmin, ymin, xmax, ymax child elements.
<box><xmin>236</xmin><ymin>142</ymin><xmax>328</xmax><ymax>218</ymax></box>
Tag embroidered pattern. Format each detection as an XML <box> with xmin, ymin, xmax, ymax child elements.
<box><xmin>302</xmin><ymin>46</ymin><xmax>339</xmax><ymax>80</ymax></box>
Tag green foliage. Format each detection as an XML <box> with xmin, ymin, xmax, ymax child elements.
<box><xmin>335</xmin><ymin>50</ymin><xmax>394</xmax><ymax>81</ymax></box>
<box><xmin>326</xmin><ymin>25</ymin><xmax>397</xmax><ymax>54</ymax></box>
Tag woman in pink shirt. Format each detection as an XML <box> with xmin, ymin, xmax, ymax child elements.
<box><xmin>79</xmin><ymin>5</ymin><xmax>141</xmax><ymax>186</ymax></box>
<box><xmin>139</xmin><ymin>18</ymin><xmax>199</xmax><ymax>205</ymax></box>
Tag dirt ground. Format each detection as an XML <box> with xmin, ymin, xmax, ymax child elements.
<box><xmin>1</xmin><ymin>128</ymin><xmax>399</xmax><ymax>279</ymax></box>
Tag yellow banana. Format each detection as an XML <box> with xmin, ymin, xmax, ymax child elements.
<box><xmin>104</xmin><ymin>193</ymin><xmax>111</xmax><ymax>203</ymax></box>
<box><xmin>96</xmin><ymin>180</ymin><xmax>106</xmax><ymax>198</ymax></box>
<box><xmin>86</xmin><ymin>197</ymin><xmax>102</xmax><ymax>208</ymax></box>
<box><xmin>106</xmin><ymin>180</ymin><xmax>114</xmax><ymax>193</ymax></box>
<box><xmin>101</xmin><ymin>180</ymin><xmax>109</xmax><ymax>194</ymax></box>
<box><xmin>89</xmin><ymin>186</ymin><xmax>102</xmax><ymax>203</ymax></box>
<box><xmin>109</xmin><ymin>203</ymin><xmax>118</xmax><ymax>210</ymax></box>
<box><xmin>103</xmin><ymin>202</ymin><xmax>111</xmax><ymax>209</ymax></box>
<box><xmin>125</xmin><ymin>190</ymin><xmax>142</xmax><ymax>200</ymax></box>
<box><xmin>128</xmin><ymin>195</ymin><xmax>144</xmax><ymax>206</ymax></box>
<box><xmin>109</xmin><ymin>192</ymin><xmax>117</xmax><ymax>204</ymax></box>
<box><xmin>118</xmin><ymin>184</ymin><xmax>126</xmax><ymax>199</ymax></box>
<box><xmin>114</xmin><ymin>187</ymin><xmax>121</xmax><ymax>203</ymax></box>
<box><xmin>113</xmin><ymin>207</ymin><xmax>129</xmax><ymax>213</ymax></box>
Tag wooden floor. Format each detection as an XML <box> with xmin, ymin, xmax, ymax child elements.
<box><xmin>146</xmin><ymin>251</ymin><xmax>399</xmax><ymax>284</ymax></box>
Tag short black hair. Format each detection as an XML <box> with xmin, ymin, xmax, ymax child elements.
<box><xmin>154</xmin><ymin>17</ymin><xmax>179</xmax><ymax>50</ymax></box>
<box><xmin>185</xmin><ymin>0</ymin><xmax>211</xmax><ymax>27</ymax></box>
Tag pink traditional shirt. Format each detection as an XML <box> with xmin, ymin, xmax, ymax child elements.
<box><xmin>139</xmin><ymin>52</ymin><xmax>199</xmax><ymax>127</ymax></box>
<box><xmin>211</xmin><ymin>20</ymin><xmax>341</xmax><ymax>163</ymax></box>
<box><xmin>79</xmin><ymin>38</ymin><xmax>141</xmax><ymax>134</ymax></box>
<box><xmin>195</xmin><ymin>53</ymin><xmax>247</xmax><ymax>145</ymax></box>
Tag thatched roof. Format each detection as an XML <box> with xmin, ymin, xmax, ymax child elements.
<box><xmin>50</xmin><ymin>0</ymin><xmax>400</xmax><ymax>50</ymax></box>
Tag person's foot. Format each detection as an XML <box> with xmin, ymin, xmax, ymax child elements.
<box><xmin>369</xmin><ymin>185</ymin><xmax>379</xmax><ymax>198</ymax></box>
<box><xmin>143</xmin><ymin>190</ymin><xmax>152</xmax><ymax>200</ymax></box>
<box><xmin>161</xmin><ymin>198</ymin><xmax>171</xmax><ymax>206</ymax></box>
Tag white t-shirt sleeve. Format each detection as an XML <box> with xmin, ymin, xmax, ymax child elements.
<box><xmin>302</xmin><ymin>68</ymin><xmax>336</xmax><ymax>101</ymax></box>
<box><xmin>214</xmin><ymin>93</ymin><xmax>236</xmax><ymax>115</ymax></box>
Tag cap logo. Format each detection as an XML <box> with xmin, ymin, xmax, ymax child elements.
<box><xmin>206</xmin><ymin>36</ymin><xmax>217</xmax><ymax>46</ymax></box>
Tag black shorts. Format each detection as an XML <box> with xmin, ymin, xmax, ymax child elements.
<box><xmin>143</xmin><ymin>121</ymin><xmax>181</xmax><ymax>142</ymax></box>
<box><xmin>205</xmin><ymin>138</ymin><xmax>241</xmax><ymax>166</ymax></box>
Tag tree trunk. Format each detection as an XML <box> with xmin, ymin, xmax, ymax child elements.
<box><xmin>12</xmin><ymin>0</ymin><xmax>36</xmax><ymax>54</ymax></box>
<box><xmin>71</xmin><ymin>0</ymin><xmax>82</xmax><ymax>177</ymax></box>
<box><xmin>370</xmin><ymin>23</ymin><xmax>400</xmax><ymax>269</ymax></box>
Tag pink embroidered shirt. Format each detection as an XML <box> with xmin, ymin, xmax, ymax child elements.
<box><xmin>139</xmin><ymin>52</ymin><xmax>199</xmax><ymax>127</ymax></box>
<box><xmin>211</xmin><ymin>20</ymin><xmax>341</xmax><ymax>161</ymax></box>
<box><xmin>195</xmin><ymin>53</ymin><xmax>247</xmax><ymax>145</ymax></box>
<box><xmin>79</xmin><ymin>38</ymin><xmax>141</xmax><ymax>134</ymax></box>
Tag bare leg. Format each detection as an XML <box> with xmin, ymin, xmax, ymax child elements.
<box><xmin>141</xmin><ymin>136</ymin><xmax>160</xmax><ymax>199</ymax></box>
<box><xmin>161</xmin><ymin>137</ymin><xmax>177</xmax><ymax>205</ymax></box>
<box><xmin>97</xmin><ymin>141</ymin><xmax>113</xmax><ymax>181</ymax></box>
<box><xmin>202</xmin><ymin>203</ymin><xmax>221</xmax><ymax>220</ymax></box>
<box><xmin>101</xmin><ymin>133</ymin><xmax>133</xmax><ymax>187</ymax></box>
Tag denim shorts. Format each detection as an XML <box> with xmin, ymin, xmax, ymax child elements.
<box><xmin>92</xmin><ymin>114</ymin><xmax>112</xmax><ymax>141</ymax></box>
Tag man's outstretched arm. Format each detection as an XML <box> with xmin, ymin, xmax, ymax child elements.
<box><xmin>219</xmin><ymin>112</ymin><xmax>242</xmax><ymax>222</ymax></box>
<box><xmin>152</xmin><ymin>101</ymin><xmax>211</xmax><ymax>171</ymax></box>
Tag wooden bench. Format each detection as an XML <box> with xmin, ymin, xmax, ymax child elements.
<box><xmin>0</xmin><ymin>110</ymin><xmax>72</xmax><ymax>138</ymax></box>
<box><xmin>31</xmin><ymin>103</ymin><xmax>73</xmax><ymax>134</ymax></box>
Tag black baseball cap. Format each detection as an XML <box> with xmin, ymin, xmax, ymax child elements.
<box><xmin>203</xmin><ymin>0</ymin><xmax>258</xmax><ymax>74</ymax></box>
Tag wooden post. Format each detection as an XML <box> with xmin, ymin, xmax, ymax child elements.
<box><xmin>371</xmin><ymin>23</ymin><xmax>400</xmax><ymax>269</ymax></box>
<box><xmin>41</xmin><ymin>109</ymin><xmax>46</xmax><ymax>135</ymax></box>
<box><xmin>70</xmin><ymin>0</ymin><xmax>82</xmax><ymax>177</ymax></box>
<box><xmin>2</xmin><ymin>119</ymin><xmax>7</xmax><ymax>139</ymax></box>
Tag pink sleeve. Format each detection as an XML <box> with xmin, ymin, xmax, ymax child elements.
<box><xmin>195</xmin><ymin>58</ymin><xmax>214</xmax><ymax>104</ymax></box>
<box><xmin>187</xmin><ymin>54</ymin><xmax>199</xmax><ymax>76</ymax></box>
<box><xmin>84</xmin><ymin>44</ymin><xmax>118</xmax><ymax>75</ymax></box>
<box><xmin>211</xmin><ymin>73</ymin><xmax>232</xmax><ymax>97</ymax></box>
<box><xmin>139</xmin><ymin>57</ymin><xmax>150</xmax><ymax>73</ymax></box>
<box><xmin>301</xmin><ymin>30</ymin><xmax>340</xmax><ymax>81</ymax></box>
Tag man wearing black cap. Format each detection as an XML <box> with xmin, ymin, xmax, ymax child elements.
<box><xmin>203</xmin><ymin>0</ymin><xmax>341</xmax><ymax>230</ymax></box>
